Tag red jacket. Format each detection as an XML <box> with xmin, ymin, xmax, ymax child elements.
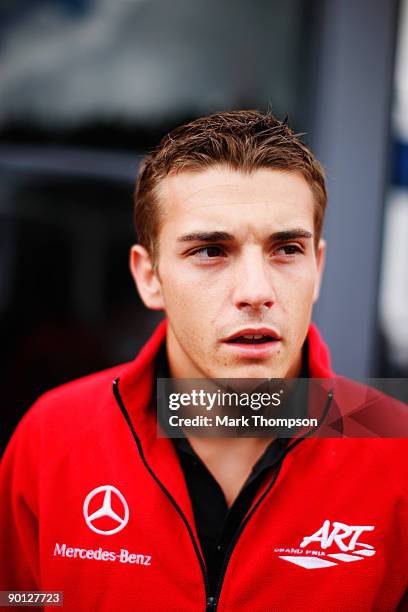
<box><xmin>0</xmin><ymin>321</ymin><xmax>407</xmax><ymax>611</ymax></box>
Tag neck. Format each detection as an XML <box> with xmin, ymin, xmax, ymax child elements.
<box><xmin>164</xmin><ymin>331</ymin><xmax>306</xmax><ymax>504</ymax></box>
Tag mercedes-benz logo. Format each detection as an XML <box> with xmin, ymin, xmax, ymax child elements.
<box><xmin>83</xmin><ymin>485</ymin><xmax>129</xmax><ymax>535</ymax></box>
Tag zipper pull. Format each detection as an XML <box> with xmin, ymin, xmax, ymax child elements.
<box><xmin>206</xmin><ymin>596</ymin><xmax>217</xmax><ymax>611</ymax></box>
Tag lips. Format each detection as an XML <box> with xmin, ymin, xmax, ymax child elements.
<box><xmin>222</xmin><ymin>328</ymin><xmax>282</xmax><ymax>344</ymax></box>
<box><xmin>221</xmin><ymin>328</ymin><xmax>282</xmax><ymax>359</ymax></box>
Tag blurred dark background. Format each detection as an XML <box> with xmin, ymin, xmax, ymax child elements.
<box><xmin>1</xmin><ymin>0</ymin><xmax>408</xmax><ymax>453</ymax></box>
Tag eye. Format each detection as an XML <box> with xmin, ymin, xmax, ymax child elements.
<box><xmin>274</xmin><ymin>244</ymin><xmax>303</xmax><ymax>257</ymax></box>
<box><xmin>191</xmin><ymin>246</ymin><xmax>226</xmax><ymax>259</ymax></box>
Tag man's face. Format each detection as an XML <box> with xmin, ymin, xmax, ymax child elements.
<box><xmin>134</xmin><ymin>166</ymin><xmax>325</xmax><ymax>379</ymax></box>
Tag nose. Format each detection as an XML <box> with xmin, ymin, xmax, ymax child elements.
<box><xmin>232</xmin><ymin>248</ymin><xmax>276</xmax><ymax>311</ymax></box>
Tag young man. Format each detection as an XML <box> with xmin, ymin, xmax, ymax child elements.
<box><xmin>0</xmin><ymin>111</ymin><xmax>406</xmax><ymax>611</ymax></box>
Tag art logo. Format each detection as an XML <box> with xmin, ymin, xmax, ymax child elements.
<box><xmin>83</xmin><ymin>485</ymin><xmax>129</xmax><ymax>535</ymax></box>
<box><xmin>276</xmin><ymin>519</ymin><xmax>376</xmax><ymax>569</ymax></box>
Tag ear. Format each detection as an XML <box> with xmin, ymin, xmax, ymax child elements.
<box><xmin>313</xmin><ymin>239</ymin><xmax>326</xmax><ymax>303</ymax></box>
<box><xmin>129</xmin><ymin>245</ymin><xmax>165</xmax><ymax>310</ymax></box>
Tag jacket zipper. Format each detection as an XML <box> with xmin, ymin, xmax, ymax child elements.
<box><xmin>113</xmin><ymin>378</ymin><xmax>333</xmax><ymax>612</ymax></box>
<box><xmin>113</xmin><ymin>379</ymin><xmax>211</xmax><ymax>607</ymax></box>
<box><xmin>211</xmin><ymin>390</ymin><xmax>333</xmax><ymax>611</ymax></box>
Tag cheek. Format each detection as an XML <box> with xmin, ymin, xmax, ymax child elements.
<box><xmin>284</xmin><ymin>265</ymin><xmax>317</xmax><ymax>301</ymax></box>
<box><xmin>160</xmin><ymin>260</ymin><xmax>224</xmax><ymax>315</ymax></box>
<box><xmin>282</xmin><ymin>271</ymin><xmax>317</xmax><ymax>327</ymax></box>
<box><xmin>159</xmin><ymin>270</ymin><xmax>214</xmax><ymax>333</ymax></box>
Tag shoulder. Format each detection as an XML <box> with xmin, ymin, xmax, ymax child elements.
<box><xmin>9</xmin><ymin>362</ymin><xmax>131</xmax><ymax>448</ymax></box>
<box><xmin>299</xmin><ymin>376</ymin><xmax>408</xmax><ymax>490</ymax></box>
<box><xmin>6</xmin><ymin>321</ymin><xmax>167</xmax><ymax>455</ymax></box>
<box><xmin>321</xmin><ymin>376</ymin><xmax>408</xmax><ymax>491</ymax></box>
<box><xmin>38</xmin><ymin>362</ymin><xmax>128</xmax><ymax>406</ymax></box>
<box><xmin>331</xmin><ymin>375</ymin><xmax>408</xmax><ymax>437</ymax></box>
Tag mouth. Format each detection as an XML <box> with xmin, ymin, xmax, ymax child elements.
<box><xmin>221</xmin><ymin>328</ymin><xmax>282</xmax><ymax>358</ymax></box>
<box><xmin>226</xmin><ymin>334</ymin><xmax>278</xmax><ymax>345</ymax></box>
<box><xmin>223</xmin><ymin>328</ymin><xmax>281</xmax><ymax>344</ymax></box>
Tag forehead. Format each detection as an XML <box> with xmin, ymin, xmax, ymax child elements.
<box><xmin>158</xmin><ymin>166</ymin><xmax>315</xmax><ymax>237</ymax></box>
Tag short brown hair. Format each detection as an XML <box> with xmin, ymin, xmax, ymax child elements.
<box><xmin>134</xmin><ymin>110</ymin><xmax>327</xmax><ymax>262</ymax></box>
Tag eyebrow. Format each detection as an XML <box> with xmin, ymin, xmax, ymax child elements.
<box><xmin>269</xmin><ymin>230</ymin><xmax>313</xmax><ymax>241</ymax></box>
<box><xmin>176</xmin><ymin>229</ymin><xmax>313</xmax><ymax>243</ymax></box>
<box><xmin>177</xmin><ymin>231</ymin><xmax>232</xmax><ymax>243</ymax></box>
